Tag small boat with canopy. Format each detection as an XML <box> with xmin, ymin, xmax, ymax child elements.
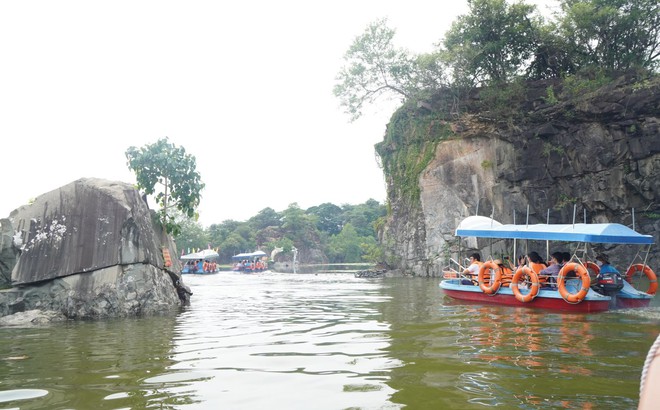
<box><xmin>440</xmin><ymin>215</ymin><xmax>656</xmax><ymax>312</ymax></box>
<box><xmin>181</xmin><ymin>249</ymin><xmax>220</xmax><ymax>274</ymax></box>
<box><xmin>232</xmin><ymin>250</ymin><xmax>268</xmax><ymax>273</ymax></box>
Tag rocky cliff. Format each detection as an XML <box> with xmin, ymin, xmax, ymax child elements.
<box><xmin>0</xmin><ymin>178</ymin><xmax>190</xmax><ymax>319</ymax></box>
<box><xmin>378</xmin><ymin>72</ymin><xmax>660</xmax><ymax>276</ymax></box>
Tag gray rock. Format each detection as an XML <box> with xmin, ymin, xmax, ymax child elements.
<box><xmin>0</xmin><ymin>178</ymin><xmax>189</xmax><ymax>318</ymax></box>
<box><xmin>0</xmin><ymin>309</ymin><xmax>67</xmax><ymax>326</ymax></box>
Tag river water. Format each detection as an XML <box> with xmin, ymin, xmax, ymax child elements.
<box><xmin>1</xmin><ymin>272</ymin><xmax>658</xmax><ymax>409</ymax></box>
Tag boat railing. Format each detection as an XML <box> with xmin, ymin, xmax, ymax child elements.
<box><xmin>442</xmin><ymin>258</ymin><xmax>475</xmax><ymax>282</ymax></box>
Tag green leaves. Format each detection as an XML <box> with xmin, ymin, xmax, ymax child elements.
<box><xmin>558</xmin><ymin>0</ymin><xmax>660</xmax><ymax>71</ymax></box>
<box><xmin>125</xmin><ymin>137</ymin><xmax>205</xmax><ymax>235</ymax></box>
<box><xmin>442</xmin><ymin>0</ymin><xmax>539</xmax><ymax>86</ymax></box>
<box><xmin>335</xmin><ymin>0</ymin><xmax>659</xmax><ymax>122</ymax></box>
<box><xmin>334</xmin><ymin>18</ymin><xmax>422</xmax><ymax>121</ymax></box>
<box><xmin>175</xmin><ymin>201</ymin><xmax>386</xmax><ymax>264</ymax></box>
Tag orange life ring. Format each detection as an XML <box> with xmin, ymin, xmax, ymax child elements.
<box><xmin>584</xmin><ymin>261</ymin><xmax>600</xmax><ymax>276</ymax></box>
<box><xmin>626</xmin><ymin>264</ymin><xmax>658</xmax><ymax>295</ymax></box>
<box><xmin>558</xmin><ymin>262</ymin><xmax>591</xmax><ymax>304</ymax></box>
<box><xmin>478</xmin><ymin>261</ymin><xmax>502</xmax><ymax>295</ymax></box>
<box><xmin>511</xmin><ymin>266</ymin><xmax>540</xmax><ymax>302</ymax></box>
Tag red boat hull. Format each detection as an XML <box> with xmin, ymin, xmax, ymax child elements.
<box><xmin>441</xmin><ymin>288</ymin><xmax>610</xmax><ymax>313</ymax></box>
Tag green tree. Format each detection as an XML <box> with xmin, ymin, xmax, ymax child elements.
<box><xmin>248</xmin><ymin>207</ymin><xmax>281</xmax><ymax>231</ymax></box>
<box><xmin>334</xmin><ymin>18</ymin><xmax>418</xmax><ymax>121</ymax></box>
<box><xmin>281</xmin><ymin>203</ymin><xmax>319</xmax><ymax>247</ymax></box>
<box><xmin>207</xmin><ymin>220</ymin><xmax>240</xmax><ymax>250</ymax></box>
<box><xmin>557</xmin><ymin>0</ymin><xmax>660</xmax><ymax>72</ymax></box>
<box><xmin>173</xmin><ymin>215</ymin><xmax>209</xmax><ymax>255</ymax></box>
<box><xmin>526</xmin><ymin>21</ymin><xmax>577</xmax><ymax>79</ymax></box>
<box><xmin>306</xmin><ymin>202</ymin><xmax>343</xmax><ymax>235</ymax></box>
<box><xmin>327</xmin><ymin>223</ymin><xmax>363</xmax><ymax>263</ymax></box>
<box><xmin>441</xmin><ymin>0</ymin><xmax>540</xmax><ymax>85</ymax></box>
<box><xmin>220</xmin><ymin>232</ymin><xmax>249</xmax><ymax>259</ymax></box>
<box><xmin>125</xmin><ymin>137</ymin><xmax>204</xmax><ymax>236</ymax></box>
<box><xmin>413</xmin><ymin>52</ymin><xmax>449</xmax><ymax>95</ymax></box>
<box><xmin>206</xmin><ymin>219</ymin><xmax>257</xmax><ymax>261</ymax></box>
<box><xmin>342</xmin><ymin>199</ymin><xmax>386</xmax><ymax>238</ymax></box>
<box><xmin>360</xmin><ymin>237</ymin><xmax>383</xmax><ymax>264</ymax></box>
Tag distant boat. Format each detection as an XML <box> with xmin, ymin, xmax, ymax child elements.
<box><xmin>181</xmin><ymin>249</ymin><xmax>220</xmax><ymax>274</ymax></box>
<box><xmin>232</xmin><ymin>251</ymin><xmax>268</xmax><ymax>273</ymax></box>
<box><xmin>439</xmin><ymin>216</ymin><xmax>656</xmax><ymax>312</ymax></box>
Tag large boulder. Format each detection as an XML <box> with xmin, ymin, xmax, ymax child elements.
<box><xmin>0</xmin><ymin>178</ymin><xmax>190</xmax><ymax>319</ymax></box>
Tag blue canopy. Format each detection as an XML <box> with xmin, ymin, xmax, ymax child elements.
<box><xmin>181</xmin><ymin>249</ymin><xmax>219</xmax><ymax>260</ymax></box>
<box><xmin>455</xmin><ymin>216</ymin><xmax>654</xmax><ymax>245</ymax></box>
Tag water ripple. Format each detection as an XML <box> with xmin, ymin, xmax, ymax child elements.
<box><xmin>0</xmin><ymin>274</ymin><xmax>656</xmax><ymax>409</ymax></box>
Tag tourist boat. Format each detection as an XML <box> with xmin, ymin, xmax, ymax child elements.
<box><xmin>439</xmin><ymin>216</ymin><xmax>656</xmax><ymax>312</ymax></box>
<box><xmin>181</xmin><ymin>249</ymin><xmax>220</xmax><ymax>274</ymax></box>
<box><xmin>232</xmin><ymin>250</ymin><xmax>268</xmax><ymax>273</ymax></box>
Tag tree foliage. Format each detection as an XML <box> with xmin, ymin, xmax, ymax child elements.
<box><xmin>526</xmin><ymin>21</ymin><xmax>577</xmax><ymax>79</ymax></box>
<box><xmin>557</xmin><ymin>0</ymin><xmax>660</xmax><ymax>72</ymax></box>
<box><xmin>334</xmin><ymin>0</ymin><xmax>659</xmax><ymax>119</ymax></box>
<box><xmin>126</xmin><ymin>137</ymin><xmax>204</xmax><ymax>236</ymax></box>
<box><xmin>327</xmin><ymin>223</ymin><xmax>363</xmax><ymax>263</ymax></box>
<box><xmin>173</xmin><ymin>213</ymin><xmax>209</xmax><ymax>253</ymax></box>
<box><xmin>333</xmin><ymin>18</ymin><xmax>419</xmax><ymax>121</ymax></box>
<box><xmin>174</xmin><ymin>199</ymin><xmax>386</xmax><ymax>265</ymax></box>
<box><xmin>442</xmin><ymin>0</ymin><xmax>540</xmax><ymax>86</ymax></box>
<box><xmin>306</xmin><ymin>203</ymin><xmax>343</xmax><ymax>235</ymax></box>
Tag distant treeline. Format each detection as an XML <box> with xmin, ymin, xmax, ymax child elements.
<box><xmin>175</xmin><ymin>200</ymin><xmax>386</xmax><ymax>264</ymax></box>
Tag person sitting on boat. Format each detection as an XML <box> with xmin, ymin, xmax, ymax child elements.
<box><xmin>527</xmin><ymin>251</ymin><xmax>548</xmax><ymax>286</ymax></box>
<box><xmin>539</xmin><ymin>251</ymin><xmax>565</xmax><ymax>288</ymax></box>
<box><xmin>494</xmin><ymin>259</ymin><xmax>513</xmax><ymax>287</ymax></box>
<box><xmin>526</xmin><ymin>251</ymin><xmax>547</xmax><ymax>273</ymax></box>
<box><xmin>463</xmin><ymin>253</ymin><xmax>482</xmax><ymax>283</ymax></box>
<box><xmin>594</xmin><ymin>253</ymin><xmax>624</xmax><ymax>293</ymax></box>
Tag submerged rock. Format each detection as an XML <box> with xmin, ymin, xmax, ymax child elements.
<box><xmin>0</xmin><ymin>309</ymin><xmax>67</xmax><ymax>326</ymax></box>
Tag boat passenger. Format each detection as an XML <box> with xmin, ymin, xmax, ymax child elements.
<box><xmin>539</xmin><ymin>251</ymin><xmax>565</xmax><ymax>288</ymax></box>
<box><xmin>527</xmin><ymin>251</ymin><xmax>548</xmax><ymax>286</ymax></box>
<box><xmin>495</xmin><ymin>259</ymin><xmax>513</xmax><ymax>287</ymax></box>
<box><xmin>527</xmin><ymin>251</ymin><xmax>547</xmax><ymax>273</ymax></box>
<box><xmin>596</xmin><ymin>254</ymin><xmax>618</xmax><ymax>274</ymax></box>
<box><xmin>463</xmin><ymin>253</ymin><xmax>482</xmax><ymax>283</ymax></box>
<box><xmin>594</xmin><ymin>253</ymin><xmax>624</xmax><ymax>293</ymax></box>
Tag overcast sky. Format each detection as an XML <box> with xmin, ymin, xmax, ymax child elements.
<box><xmin>0</xmin><ymin>0</ymin><xmax>555</xmax><ymax>227</ymax></box>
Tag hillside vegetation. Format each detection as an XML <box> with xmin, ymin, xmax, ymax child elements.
<box><xmin>175</xmin><ymin>200</ymin><xmax>386</xmax><ymax>265</ymax></box>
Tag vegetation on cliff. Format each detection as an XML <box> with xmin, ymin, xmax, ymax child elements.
<box><xmin>336</xmin><ymin>0</ymin><xmax>658</xmax><ymax>215</ymax></box>
<box><xmin>335</xmin><ymin>0</ymin><xmax>658</xmax><ymax>121</ymax></box>
<box><xmin>334</xmin><ymin>0</ymin><xmax>658</xmax><ymax>272</ymax></box>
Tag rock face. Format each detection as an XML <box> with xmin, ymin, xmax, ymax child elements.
<box><xmin>380</xmin><ymin>73</ymin><xmax>660</xmax><ymax>276</ymax></box>
<box><xmin>0</xmin><ymin>178</ymin><xmax>189</xmax><ymax>318</ymax></box>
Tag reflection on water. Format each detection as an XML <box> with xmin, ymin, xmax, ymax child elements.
<box><xmin>0</xmin><ymin>273</ymin><xmax>658</xmax><ymax>409</ymax></box>
<box><xmin>383</xmin><ymin>278</ymin><xmax>660</xmax><ymax>409</ymax></box>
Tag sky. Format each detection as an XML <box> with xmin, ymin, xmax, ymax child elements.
<box><xmin>0</xmin><ymin>0</ymin><xmax>555</xmax><ymax>227</ymax></box>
